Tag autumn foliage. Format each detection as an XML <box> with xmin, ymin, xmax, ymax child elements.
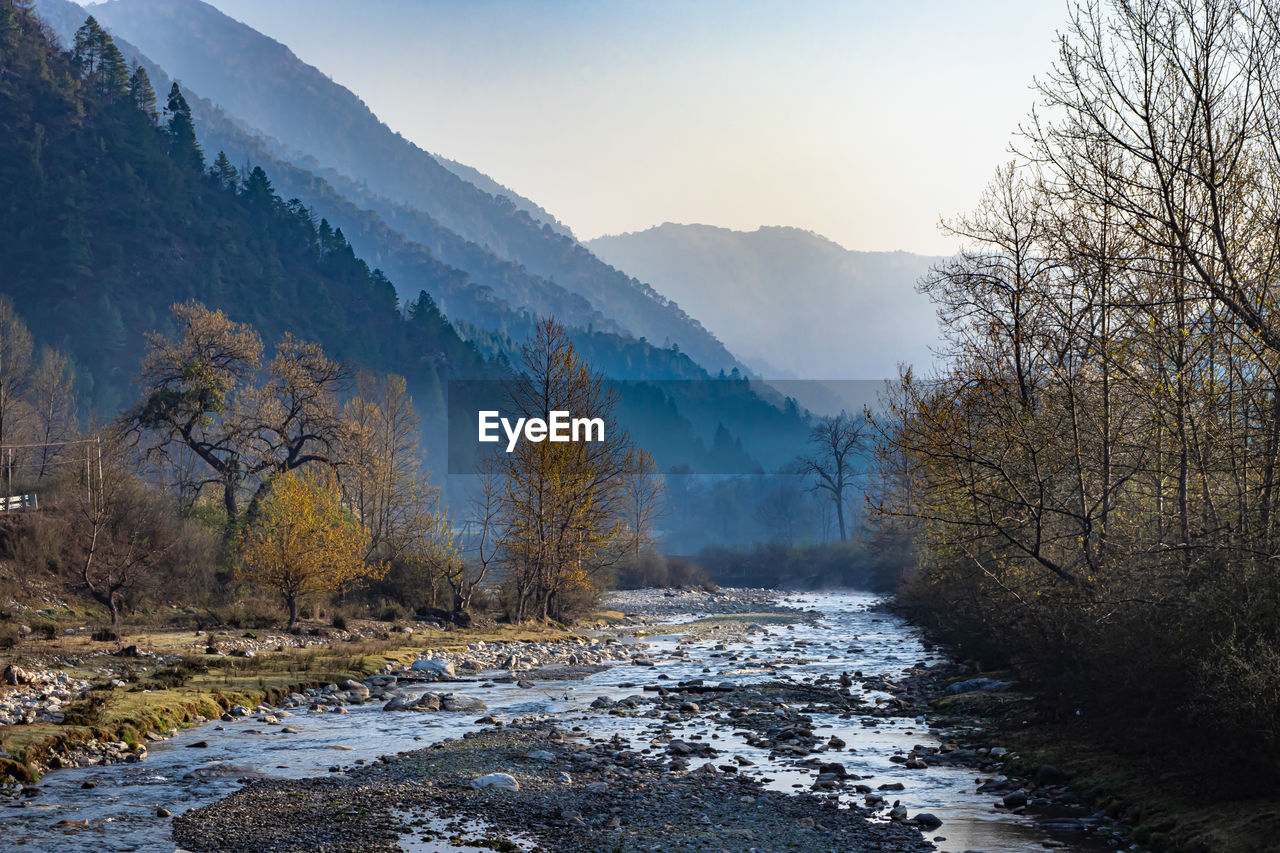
<box><xmin>237</xmin><ymin>468</ymin><xmax>380</xmax><ymax>628</ymax></box>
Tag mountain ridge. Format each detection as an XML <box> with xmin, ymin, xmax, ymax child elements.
<box><xmin>86</xmin><ymin>0</ymin><xmax>746</xmax><ymax>375</ymax></box>
<box><xmin>587</xmin><ymin>222</ymin><xmax>944</xmax><ymax>383</ymax></box>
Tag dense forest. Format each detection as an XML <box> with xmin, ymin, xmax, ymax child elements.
<box><xmin>873</xmin><ymin>0</ymin><xmax>1280</xmax><ymax>786</ymax></box>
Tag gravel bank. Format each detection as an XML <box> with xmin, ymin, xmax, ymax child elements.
<box><xmin>603</xmin><ymin>587</ymin><xmax>793</xmax><ymax>620</ymax></box>
<box><xmin>173</xmin><ymin>718</ymin><xmax>935</xmax><ymax>853</ymax></box>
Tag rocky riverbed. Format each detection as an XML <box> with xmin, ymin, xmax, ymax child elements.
<box><xmin>0</xmin><ymin>590</ymin><xmax>1127</xmax><ymax>852</ymax></box>
<box><xmin>173</xmin><ymin>717</ymin><xmax>937</xmax><ymax>853</ymax></box>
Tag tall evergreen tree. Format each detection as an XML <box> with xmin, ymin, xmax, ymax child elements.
<box><xmin>72</xmin><ymin>16</ymin><xmax>127</xmax><ymax>101</ymax></box>
<box><xmin>210</xmin><ymin>150</ymin><xmax>239</xmax><ymax>190</ymax></box>
<box><xmin>129</xmin><ymin>64</ymin><xmax>156</xmax><ymax>119</ymax></box>
<box><xmin>71</xmin><ymin>16</ymin><xmax>105</xmax><ymax>79</ymax></box>
<box><xmin>99</xmin><ymin>37</ymin><xmax>128</xmax><ymax>101</ymax></box>
<box><xmin>165</xmin><ymin>82</ymin><xmax>203</xmax><ymax>172</ymax></box>
<box><xmin>241</xmin><ymin>165</ymin><xmax>275</xmax><ymax>209</ymax></box>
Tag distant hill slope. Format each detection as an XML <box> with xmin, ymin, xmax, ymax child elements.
<box><xmin>432</xmin><ymin>154</ymin><xmax>574</xmax><ymax>240</ymax></box>
<box><xmin>87</xmin><ymin>0</ymin><xmax>745</xmax><ymax>375</ymax></box>
<box><xmin>588</xmin><ymin>224</ymin><xmax>943</xmax><ymax>381</ymax></box>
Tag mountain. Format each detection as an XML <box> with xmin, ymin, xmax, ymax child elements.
<box><xmin>0</xmin><ymin>4</ymin><xmax>483</xmax><ymax>421</ymax></box>
<box><xmin>6</xmin><ymin>2</ymin><xmax>826</xmax><ymax>551</ymax></box>
<box><xmin>588</xmin><ymin>224</ymin><xmax>943</xmax><ymax>383</ymax></box>
<box><xmin>13</xmin><ymin>3</ymin><xmax>815</xmax><ymax>479</ymax></box>
<box><xmin>85</xmin><ymin>0</ymin><xmax>745</xmax><ymax>375</ymax></box>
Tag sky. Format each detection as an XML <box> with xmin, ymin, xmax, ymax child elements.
<box><xmin>201</xmin><ymin>0</ymin><xmax>1068</xmax><ymax>256</ymax></box>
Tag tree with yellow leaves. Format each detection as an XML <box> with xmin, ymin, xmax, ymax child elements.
<box><xmin>238</xmin><ymin>467</ymin><xmax>380</xmax><ymax>628</ymax></box>
<box><xmin>499</xmin><ymin>318</ymin><xmax>648</xmax><ymax>622</ymax></box>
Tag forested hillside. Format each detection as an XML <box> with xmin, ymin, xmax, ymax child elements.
<box><xmin>0</xmin><ymin>9</ymin><xmax>485</xmax><ymax>419</ymax></box>
<box><xmin>2</xmin><ymin>5</ymin><xmax>815</xmax><ymax>489</ymax></box>
<box><xmin>86</xmin><ymin>0</ymin><xmax>746</xmax><ymax>375</ymax></box>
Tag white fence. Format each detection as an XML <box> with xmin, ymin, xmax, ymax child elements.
<box><xmin>0</xmin><ymin>493</ymin><xmax>38</xmax><ymax>512</ymax></box>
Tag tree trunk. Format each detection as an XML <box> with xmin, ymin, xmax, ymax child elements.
<box><xmin>223</xmin><ymin>476</ymin><xmax>238</xmax><ymax>522</ymax></box>
<box><xmin>286</xmin><ymin>594</ymin><xmax>299</xmax><ymax>630</ymax></box>
<box><xmin>109</xmin><ymin>594</ymin><xmax>120</xmax><ymax>628</ymax></box>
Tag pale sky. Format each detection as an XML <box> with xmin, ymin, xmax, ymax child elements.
<box><xmin>204</xmin><ymin>0</ymin><xmax>1067</xmax><ymax>256</ymax></box>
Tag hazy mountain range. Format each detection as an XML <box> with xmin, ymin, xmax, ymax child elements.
<box><xmin>589</xmin><ymin>224</ymin><xmax>942</xmax><ymax>382</ymax></box>
<box><xmin>73</xmin><ymin>0</ymin><xmax>741</xmax><ymax>376</ymax></box>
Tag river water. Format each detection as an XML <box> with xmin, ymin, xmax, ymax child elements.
<box><xmin>0</xmin><ymin>592</ymin><xmax>1106</xmax><ymax>852</ymax></box>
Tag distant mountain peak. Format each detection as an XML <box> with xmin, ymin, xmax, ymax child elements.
<box><xmin>588</xmin><ymin>223</ymin><xmax>944</xmax><ymax>382</ymax></box>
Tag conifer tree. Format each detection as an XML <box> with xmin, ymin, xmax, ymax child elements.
<box><xmin>210</xmin><ymin>150</ymin><xmax>239</xmax><ymax>190</ymax></box>
<box><xmin>129</xmin><ymin>64</ymin><xmax>156</xmax><ymax>119</ymax></box>
<box><xmin>99</xmin><ymin>38</ymin><xmax>128</xmax><ymax>101</ymax></box>
<box><xmin>165</xmin><ymin>82</ymin><xmax>203</xmax><ymax>172</ymax></box>
<box><xmin>241</xmin><ymin>165</ymin><xmax>275</xmax><ymax>209</ymax></box>
<box><xmin>72</xmin><ymin>16</ymin><xmax>105</xmax><ymax>79</ymax></box>
<box><xmin>72</xmin><ymin>17</ymin><xmax>127</xmax><ymax>101</ymax></box>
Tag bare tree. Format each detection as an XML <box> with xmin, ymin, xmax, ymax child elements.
<box><xmin>70</xmin><ymin>460</ymin><xmax>179</xmax><ymax>628</ymax></box>
<box><xmin>620</xmin><ymin>448</ymin><xmax>667</xmax><ymax>559</ymax></box>
<box><xmin>29</xmin><ymin>349</ymin><xmax>77</xmax><ymax>482</ymax></box>
<box><xmin>798</xmin><ymin>413</ymin><xmax>865</xmax><ymax>541</ymax></box>
<box><xmin>132</xmin><ymin>302</ymin><xmax>347</xmax><ymax>523</ymax></box>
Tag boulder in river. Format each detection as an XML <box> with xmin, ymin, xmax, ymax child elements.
<box><xmin>411</xmin><ymin>692</ymin><xmax>442</xmax><ymax>711</ymax></box>
<box><xmin>440</xmin><ymin>693</ymin><xmax>487</xmax><ymax>712</ymax></box>
<box><xmin>471</xmin><ymin>772</ymin><xmax>519</xmax><ymax>791</ymax></box>
<box><xmin>411</xmin><ymin>658</ymin><xmax>455</xmax><ymax>677</ymax></box>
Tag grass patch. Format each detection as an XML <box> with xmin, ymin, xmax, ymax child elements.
<box><xmin>0</xmin><ymin>618</ymin><xmax>585</xmax><ymax>781</ymax></box>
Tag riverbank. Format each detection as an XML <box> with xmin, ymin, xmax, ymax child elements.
<box><xmin>993</xmin><ymin>703</ymin><xmax>1280</xmax><ymax>852</ymax></box>
<box><xmin>0</xmin><ymin>587</ymin><xmax>794</xmax><ymax>785</ymax></box>
<box><xmin>4</xmin><ymin>589</ymin><xmax>1129</xmax><ymax>852</ymax></box>
<box><xmin>896</xmin><ymin>608</ymin><xmax>1280</xmax><ymax>853</ymax></box>
<box><xmin>0</xmin><ymin>617</ymin><xmax>581</xmax><ymax>784</ymax></box>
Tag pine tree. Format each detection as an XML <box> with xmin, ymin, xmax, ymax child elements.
<box><xmin>99</xmin><ymin>38</ymin><xmax>128</xmax><ymax>101</ymax></box>
<box><xmin>165</xmin><ymin>82</ymin><xmax>203</xmax><ymax>172</ymax></box>
<box><xmin>242</xmin><ymin>165</ymin><xmax>275</xmax><ymax>208</ymax></box>
<box><xmin>210</xmin><ymin>150</ymin><xmax>239</xmax><ymax>190</ymax></box>
<box><xmin>72</xmin><ymin>16</ymin><xmax>127</xmax><ymax>101</ymax></box>
<box><xmin>317</xmin><ymin>217</ymin><xmax>333</xmax><ymax>254</ymax></box>
<box><xmin>72</xmin><ymin>16</ymin><xmax>105</xmax><ymax>79</ymax></box>
<box><xmin>129</xmin><ymin>64</ymin><xmax>156</xmax><ymax>120</ymax></box>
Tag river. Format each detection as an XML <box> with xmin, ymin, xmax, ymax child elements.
<box><xmin>1</xmin><ymin>592</ymin><xmax>1109</xmax><ymax>852</ymax></box>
